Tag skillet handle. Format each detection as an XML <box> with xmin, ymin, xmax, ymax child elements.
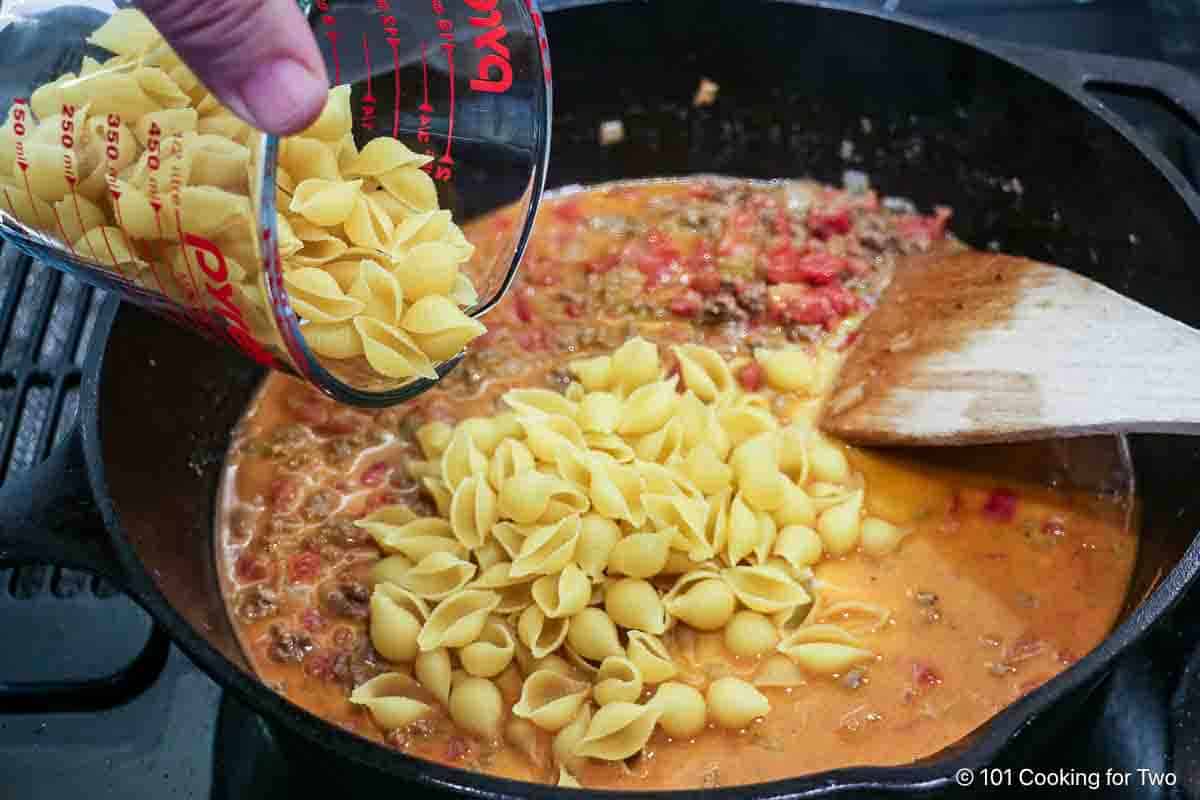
<box><xmin>0</xmin><ymin>428</ymin><xmax>127</xmax><ymax>585</ymax></box>
<box><xmin>990</xmin><ymin>42</ymin><xmax>1200</xmax><ymax>131</ymax></box>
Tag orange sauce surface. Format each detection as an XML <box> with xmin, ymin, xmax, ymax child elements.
<box><xmin>215</xmin><ymin>179</ymin><xmax>1136</xmax><ymax>788</ymax></box>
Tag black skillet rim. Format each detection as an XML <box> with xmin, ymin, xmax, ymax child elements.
<box><xmin>80</xmin><ymin>1</ymin><xmax>1200</xmax><ymax>796</ymax></box>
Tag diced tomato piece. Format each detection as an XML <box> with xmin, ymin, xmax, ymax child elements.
<box><xmin>268</xmin><ymin>478</ymin><xmax>301</xmax><ymax>512</ymax></box>
<box><xmin>634</xmin><ymin>228</ymin><xmax>683</xmax><ymax>287</ymax></box>
<box><xmin>316</xmin><ymin>409</ymin><xmax>369</xmax><ymax>436</ymax></box>
<box><xmin>286</xmin><ymin>390</ymin><xmax>329</xmax><ymax>427</ymax></box>
<box><xmin>288</xmin><ymin>551</ymin><xmax>322</xmax><ymax>584</ymax></box>
<box><xmin>821</xmin><ymin>284</ymin><xmax>861</xmax><ymax>317</ymax></box>
<box><xmin>514</xmin><ymin>288</ymin><xmax>535</xmax><ymax>323</ymax></box>
<box><xmin>769</xmin><ymin>288</ymin><xmax>837</xmax><ymax>327</ymax></box>
<box><xmin>552</xmin><ymin>198</ymin><xmax>585</xmax><ymax>223</ymax></box>
<box><xmin>300</xmin><ymin>607</ymin><xmax>326</xmax><ymax>632</ymax></box>
<box><xmin>729</xmin><ymin>209</ymin><xmax>757</xmax><ymax>234</ymax></box>
<box><xmin>668</xmin><ymin>290</ymin><xmax>703</xmax><ymax>318</ymax></box>
<box><xmin>896</xmin><ymin>206</ymin><xmax>952</xmax><ymax>246</ymax></box>
<box><xmin>235</xmin><ymin>552</ymin><xmax>270</xmax><ymax>582</ymax></box>
<box><xmin>737</xmin><ymin>361</ymin><xmax>764</xmax><ymax>391</ymax></box>
<box><xmin>766</xmin><ymin>248</ymin><xmax>849</xmax><ymax>286</ymax></box>
<box><xmin>585</xmin><ymin>252</ymin><xmax>621</xmax><ymax>275</ymax></box>
<box><xmin>983</xmin><ymin>488</ymin><xmax>1019</xmax><ymax>522</ymax></box>
<box><xmin>687</xmin><ymin>182</ymin><xmax>717</xmax><ymax>200</ymax></box>
<box><xmin>564</xmin><ymin>301</ymin><xmax>583</xmax><ymax>318</ymax></box>
<box><xmin>515</xmin><ymin>326</ymin><xmax>548</xmax><ymax>351</ymax></box>
<box><xmin>361</xmin><ymin>461</ymin><xmax>391</xmax><ymax>487</ymax></box>
<box><xmin>912</xmin><ymin>661</ymin><xmax>943</xmax><ymax>688</ymax></box>
<box><xmin>808</xmin><ymin>207</ymin><xmax>853</xmax><ymax>239</ymax></box>
<box><xmin>689</xmin><ymin>268</ymin><xmax>722</xmax><ymax>296</ymax></box>
<box><xmin>772</xmin><ymin>208</ymin><xmax>793</xmax><ymax>238</ymax></box>
<box><xmin>445</xmin><ymin>736</ymin><xmax>471</xmax><ymax>762</ymax></box>
<box><xmin>303</xmin><ymin>649</ymin><xmax>335</xmax><ymax>680</ymax></box>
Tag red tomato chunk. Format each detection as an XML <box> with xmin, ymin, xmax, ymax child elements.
<box><xmin>361</xmin><ymin>461</ymin><xmax>391</xmax><ymax>488</ymax></box>
<box><xmin>737</xmin><ymin>361</ymin><xmax>764</xmax><ymax>391</ymax></box>
<box><xmin>983</xmin><ymin>489</ymin><xmax>1019</xmax><ymax>522</ymax></box>
<box><xmin>288</xmin><ymin>552</ymin><xmax>322</xmax><ymax>584</ymax></box>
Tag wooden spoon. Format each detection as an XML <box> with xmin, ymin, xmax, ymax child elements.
<box><xmin>820</xmin><ymin>250</ymin><xmax>1200</xmax><ymax>446</ymax></box>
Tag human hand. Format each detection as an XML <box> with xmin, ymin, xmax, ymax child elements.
<box><xmin>134</xmin><ymin>0</ymin><xmax>330</xmax><ymax>135</ymax></box>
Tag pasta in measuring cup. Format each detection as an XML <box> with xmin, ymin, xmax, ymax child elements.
<box><xmin>1</xmin><ymin>8</ymin><xmax>486</xmax><ymax>388</ymax></box>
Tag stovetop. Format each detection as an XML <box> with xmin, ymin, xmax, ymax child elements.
<box><xmin>4</xmin><ymin>1</ymin><xmax>1200</xmax><ymax>798</ymax></box>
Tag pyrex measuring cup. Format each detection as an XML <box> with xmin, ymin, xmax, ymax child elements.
<box><xmin>0</xmin><ymin>0</ymin><xmax>551</xmax><ymax>405</ymax></box>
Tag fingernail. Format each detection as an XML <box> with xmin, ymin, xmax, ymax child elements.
<box><xmin>236</xmin><ymin>58</ymin><xmax>328</xmax><ymax>135</ymax></box>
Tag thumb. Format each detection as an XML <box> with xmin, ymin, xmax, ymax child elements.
<box><xmin>134</xmin><ymin>0</ymin><xmax>330</xmax><ymax>136</ymax></box>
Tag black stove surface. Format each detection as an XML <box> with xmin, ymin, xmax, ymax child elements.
<box><xmin>3</xmin><ymin>2</ymin><xmax>1200</xmax><ymax>798</ymax></box>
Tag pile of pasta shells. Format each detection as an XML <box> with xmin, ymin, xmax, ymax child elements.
<box><xmin>0</xmin><ymin>9</ymin><xmax>483</xmax><ymax>385</ymax></box>
<box><xmin>351</xmin><ymin>337</ymin><xmax>905</xmax><ymax>785</ymax></box>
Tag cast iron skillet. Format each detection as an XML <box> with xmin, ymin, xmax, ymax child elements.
<box><xmin>4</xmin><ymin>1</ymin><xmax>1200</xmax><ymax>797</ymax></box>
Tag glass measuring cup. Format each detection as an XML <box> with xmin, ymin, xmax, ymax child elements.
<box><xmin>0</xmin><ymin>0</ymin><xmax>551</xmax><ymax>406</ymax></box>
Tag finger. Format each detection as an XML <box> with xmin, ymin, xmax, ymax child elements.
<box><xmin>135</xmin><ymin>0</ymin><xmax>329</xmax><ymax>135</ymax></box>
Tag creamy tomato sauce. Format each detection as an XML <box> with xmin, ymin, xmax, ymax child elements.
<box><xmin>216</xmin><ymin>178</ymin><xmax>1136</xmax><ymax>789</ymax></box>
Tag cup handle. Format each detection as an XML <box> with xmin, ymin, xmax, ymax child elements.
<box><xmin>0</xmin><ymin>428</ymin><xmax>127</xmax><ymax>585</ymax></box>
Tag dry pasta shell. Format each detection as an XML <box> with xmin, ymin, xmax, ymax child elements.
<box><xmin>777</xmin><ymin>625</ymin><xmax>875</xmax><ymax>674</ymax></box>
<box><xmin>517</xmin><ymin>604</ymin><xmax>570</xmax><ymax>659</ymax></box>
<box><xmin>616</xmin><ymin>377</ymin><xmax>679</xmax><ymax>436</ymax></box>
<box><xmin>355</xmin><ymin>515</ymin><xmax>465</xmax><ymax>562</ymax></box>
<box><xmin>300</xmin><ymin>84</ymin><xmax>353</xmax><ymax>142</ymax></box>
<box><xmin>586</xmin><ymin>459</ymin><xmax>645</xmax><ymax>526</ymax></box>
<box><xmin>417</xmin><ymin>589</ymin><xmax>500</xmax><ymax>651</ymax></box>
<box><xmin>531</xmin><ymin>564</ymin><xmax>591</xmax><ymax>619</ymax></box>
<box><xmin>441</xmin><ymin>426</ymin><xmax>489</xmax><ymax>490</ymax></box>
<box><xmin>608</xmin><ymin>531</ymin><xmax>671</xmax><ymax>579</ymax></box>
<box><xmin>672</xmin><ymin>344</ymin><xmax>735</xmax><ymax>402</ymax></box>
<box><xmin>574</xmin><ymin>701</ymin><xmax>662</xmax><ymax>761</ymax></box>
<box><xmin>345</xmin><ymin>136</ymin><xmax>433</xmax><ymax>176</ymax></box>
<box><xmin>302</xmin><ymin>321</ymin><xmax>363</xmax><ymax>359</ymax></box>
<box><xmin>353</xmin><ymin>316</ymin><xmax>438</xmax><ymax>380</ymax></box>
<box><xmin>279</xmin><ymin>136</ymin><xmax>341</xmax><ymax>183</ymax></box>
<box><xmin>414</xmin><ymin>647</ymin><xmax>452</xmax><ymax>706</ymax></box>
<box><xmin>513</xmin><ymin>670</ymin><xmax>592</xmax><ymax>732</ymax></box>
<box><xmin>369</xmin><ymin>584</ymin><xmax>430</xmax><ymax>662</ymax></box>
<box><xmin>87</xmin><ymin>8</ymin><xmax>161</xmax><ymax>56</ymax></box>
<box><xmin>645</xmin><ymin>494</ymin><xmax>712</xmax><ymax>562</ymax></box>
<box><xmin>390</xmin><ymin>240</ymin><xmax>461</xmax><ymax>301</ymax></box>
<box><xmin>345</xmin><ymin>192</ymin><xmax>395</xmax><ymax>250</ymax></box>
<box><xmin>594</xmin><ymin>656</ymin><xmax>643</xmax><ymax>706</ymax></box>
<box><xmin>379</xmin><ymin>164</ymin><xmax>438</xmax><ymax>212</ymax></box>
<box><xmin>458</xmin><ymin>618</ymin><xmax>517</xmax><ymax>678</ymax></box>
<box><xmin>283</xmin><ymin>267</ymin><xmax>365</xmax><ymax>323</ymax></box>
<box><xmin>680</xmin><ymin>443</ymin><xmax>733</xmax><ymax>496</ymax></box>
<box><xmin>289</xmin><ymin>178</ymin><xmax>361</xmax><ymax>226</ymax></box>
<box><xmin>722</xmin><ymin>564</ymin><xmax>811</xmax><ymax>614</ymax></box>
<box><xmin>348</xmin><ymin>672</ymin><xmax>434</xmax><ymax>730</ymax></box>
<box><xmin>399</xmin><ymin>551</ymin><xmax>477</xmax><ymax>601</ymax></box>
<box><xmin>448</xmin><ymin>475</ymin><xmax>497</xmax><ymax>550</ymax></box>
<box><xmin>609</xmin><ymin>336</ymin><xmax>660</xmax><ymax>396</ymax></box>
<box><xmin>511</xmin><ymin>515</ymin><xmax>582</xmax><ymax>579</ymax></box>
<box><xmin>348</xmin><ymin>259</ymin><xmax>404</xmax><ymax>327</ymax></box>
<box><xmin>499</xmin><ymin>472</ymin><xmax>587</xmax><ymax>527</ymax></box>
<box><xmin>625</xmin><ymin>631</ymin><xmax>677</xmax><ymax>684</ymax></box>
<box><xmin>730</xmin><ymin>431</ymin><xmax>786</xmax><ymax>512</ymax></box>
<box><xmin>401</xmin><ymin>295</ymin><xmax>486</xmax><ymax>362</ymax></box>
<box><xmin>503</xmin><ymin>388</ymin><xmax>579</xmax><ymax>420</ymax></box>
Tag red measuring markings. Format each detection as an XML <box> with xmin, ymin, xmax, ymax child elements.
<box><xmin>7</xmin><ymin>99</ymin><xmax>50</xmax><ymax>233</ymax></box>
<box><xmin>466</xmin><ymin>0</ymin><xmax>514</xmax><ymax>94</ymax></box>
<box><xmin>186</xmin><ymin>232</ymin><xmax>278</xmax><ymax>367</ymax></box>
<box><xmin>168</xmin><ymin>140</ymin><xmax>205</xmax><ymax>308</ymax></box>
<box><xmin>440</xmin><ymin>32</ymin><xmax>457</xmax><ymax>173</ymax></box>
<box><xmin>317</xmin><ymin>1</ymin><xmax>341</xmax><ymax>84</ymax></box>
<box><xmin>360</xmin><ymin>33</ymin><xmax>376</xmax><ymax>130</ymax></box>
<box><xmin>417</xmin><ymin>42</ymin><xmax>436</xmax><ymax>168</ymax></box>
<box><xmin>371</xmin><ymin>2</ymin><xmax>404</xmax><ymax>137</ymax></box>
